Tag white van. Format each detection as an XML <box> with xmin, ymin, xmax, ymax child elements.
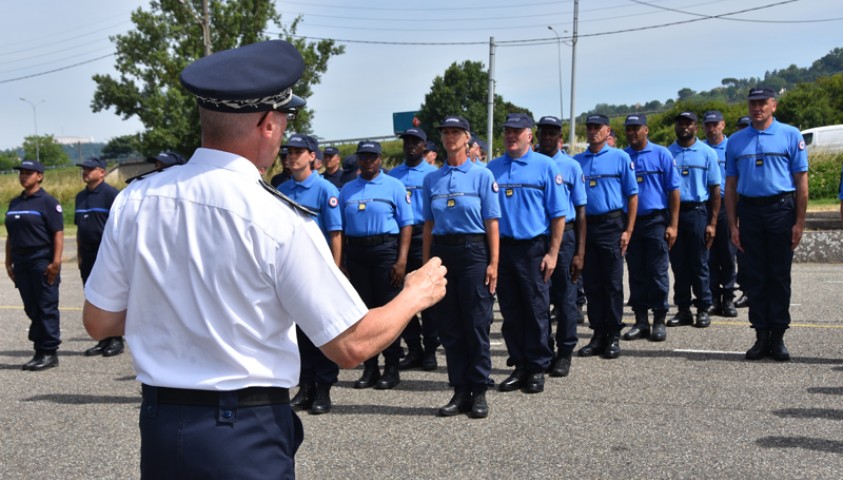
<box><xmin>801</xmin><ymin>125</ymin><xmax>843</xmax><ymax>155</ymax></box>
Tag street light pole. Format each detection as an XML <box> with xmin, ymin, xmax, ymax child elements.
<box><xmin>547</xmin><ymin>26</ymin><xmax>564</xmax><ymax>121</ymax></box>
<box><xmin>19</xmin><ymin>97</ymin><xmax>45</xmax><ymax>163</ymax></box>
<box><xmin>569</xmin><ymin>0</ymin><xmax>580</xmax><ymax>153</ymax></box>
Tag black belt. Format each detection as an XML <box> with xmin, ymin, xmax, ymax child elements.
<box><xmin>143</xmin><ymin>384</ymin><xmax>290</xmax><ymax>407</ymax></box>
<box><xmin>586</xmin><ymin>210</ymin><xmax>623</xmax><ymax>225</ymax></box>
<box><xmin>411</xmin><ymin>224</ymin><xmax>424</xmax><ymax>236</ymax></box>
<box><xmin>740</xmin><ymin>191</ymin><xmax>795</xmax><ymax>206</ymax></box>
<box><xmin>637</xmin><ymin>209</ymin><xmax>667</xmax><ymax>221</ymax></box>
<box><xmin>434</xmin><ymin>234</ymin><xmax>486</xmax><ymax>245</ymax></box>
<box><xmin>346</xmin><ymin>234</ymin><xmax>398</xmax><ymax>247</ymax></box>
<box><xmin>679</xmin><ymin>201</ymin><xmax>704</xmax><ymax>211</ymax></box>
<box><xmin>565</xmin><ymin>222</ymin><xmax>575</xmax><ymax>231</ymax></box>
<box><xmin>500</xmin><ymin>235</ymin><xmax>545</xmax><ymax>246</ymax></box>
<box><xmin>11</xmin><ymin>246</ymin><xmax>50</xmax><ymax>256</ymax></box>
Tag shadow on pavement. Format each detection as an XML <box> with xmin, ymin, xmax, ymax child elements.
<box><xmin>23</xmin><ymin>394</ymin><xmax>140</xmax><ymax>405</ymax></box>
<box><xmin>807</xmin><ymin>386</ymin><xmax>843</xmax><ymax>395</ymax></box>
<box><xmin>619</xmin><ymin>349</ymin><xmax>843</xmax><ymax>365</ymax></box>
<box><xmin>772</xmin><ymin>408</ymin><xmax>843</xmax><ymax>421</ymax></box>
<box><xmin>757</xmin><ymin>436</ymin><xmax>843</xmax><ymax>454</ymax></box>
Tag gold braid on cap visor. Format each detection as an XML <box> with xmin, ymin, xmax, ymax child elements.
<box><xmin>194</xmin><ymin>87</ymin><xmax>293</xmax><ymax>111</ymax></box>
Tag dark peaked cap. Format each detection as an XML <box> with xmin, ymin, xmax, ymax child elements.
<box><xmin>180</xmin><ymin>40</ymin><xmax>307</xmax><ymax>113</ymax></box>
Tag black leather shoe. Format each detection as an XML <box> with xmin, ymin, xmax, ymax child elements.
<box><xmin>470</xmin><ymin>392</ymin><xmax>489</xmax><ymax>419</ymax></box>
<box><xmin>695</xmin><ymin>310</ymin><xmax>711</xmax><ymax>328</ymax></box>
<box><xmin>602</xmin><ymin>335</ymin><xmax>620</xmax><ymax>359</ymax></box>
<box><xmin>22</xmin><ymin>352</ymin><xmax>43</xmax><ymax>371</ymax></box>
<box><xmin>291</xmin><ymin>383</ymin><xmax>315</xmax><ymax>411</ymax></box>
<box><xmin>524</xmin><ymin>373</ymin><xmax>545</xmax><ymax>393</ymax></box>
<box><xmin>734</xmin><ymin>294</ymin><xmax>749</xmax><ymax>309</ymax></box>
<box><xmin>498</xmin><ymin>368</ymin><xmax>527</xmax><ymax>392</ymax></box>
<box><xmin>102</xmin><ymin>337</ymin><xmax>125</xmax><ymax>357</ymax></box>
<box><xmin>421</xmin><ymin>350</ymin><xmax>438</xmax><ymax>371</ymax></box>
<box><xmin>438</xmin><ymin>390</ymin><xmax>472</xmax><ymax>417</ymax></box>
<box><xmin>746</xmin><ymin>329</ymin><xmax>770</xmax><ymax>360</ymax></box>
<box><xmin>721</xmin><ymin>299</ymin><xmax>738</xmax><ymax>318</ymax></box>
<box><xmin>709</xmin><ymin>297</ymin><xmax>723</xmax><ymax>316</ymax></box>
<box><xmin>623</xmin><ymin>324</ymin><xmax>649</xmax><ymax>341</ymax></box>
<box><xmin>769</xmin><ymin>330</ymin><xmax>791</xmax><ymax>362</ymax></box>
<box><xmin>84</xmin><ymin>340</ymin><xmax>108</xmax><ymax>356</ymax></box>
<box><xmin>353</xmin><ymin>366</ymin><xmax>380</xmax><ymax>389</ymax></box>
<box><xmin>26</xmin><ymin>352</ymin><xmax>59</xmax><ymax>371</ymax></box>
<box><xmin>310</xmin><ymin>384</ymin><xmax>333</xmax><ymax>414</ymax></box>
<box><xmin>651</xmin><ymin>319</ymin><xmax>667</xmax><ymax>342</ymax></box>
<box><xmin>549</xmin><ymin>353</ymin><xmax>571</xmax><ymax>377</ymax></box>
<box><xmin>375</xmin><ymin>365</ymin><xmax>400</xmax><ymax>390</ymax></box>
<box><xmin>667</xmin><ymin>308</ymin><xmax>693</xmax><ymax>327</ymax></box>
<box><xmin>398</xmin><ymin>350</ymin><xmax>423</xmax><ymax>370</ymax></box>
<box><xmin>577</xmin><ymin>332</ymin><xmax>607</xmax><ymax>357</ymax></box>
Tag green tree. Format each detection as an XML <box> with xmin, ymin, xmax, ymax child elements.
<box><xmin>91</xmin><ymin>0</ymin><xmax>343</xmax><ymax>157</ymax></box>
<box><xmin>777</xmin><ymin>74</ymin><xmax>843</xmax><ymax>130</ymax></box>
<box><xmin>0</xmin><ymin>149</ymin><xmax>19</xmax><ymax>171</ymax></box>
<box><xmin>102</xmin><ymin>134</ymin><xmax>142</xmax><ymax>159</ymax></box>
<box><xmin>21</xmin><ymin>135</ymin><xmax>69</xmax><ymax>166</ymax></box>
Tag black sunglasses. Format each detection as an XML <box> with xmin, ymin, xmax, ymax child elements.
<box><xmin>256</xmin><ymin>109</ymin><xmax>297</xmax><ymax>127</ymax></box>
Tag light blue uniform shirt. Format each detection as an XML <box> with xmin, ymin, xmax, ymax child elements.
<box><xmin>471</xmin><ymin>158</ymin><xmax>488</xmax><ymax>168</ymax></box>
<box><xmin>839</xmin><ymin>163</ymin><xmax>843</xmax><ymax>201</ymax></box>
<box><xmin>725</xmin><ymin>119</ymin><xmax>809</xmax><ymax>197</ymax></box>
<box><xmin>704</xmin><ymin>136</ymin><xmax>728</xmax><ymax>198</ymax></box>
<box><xmin>278</xmin><ymin>171</ymin><xmax>342</xmax><ymax>240</ymax></box>
<box><xmin>339</xmin><ymin>171</ymin><xmax>414</xmax><ymax>237</ymax></box>
<box><xmin>423</xmin><ymin>161</ymin><xmax>500</xmax><ymax>235</ymax></box>
<box><xmin>487</xmin><ymin>149</ymin><xmax>567</xmax><ymax>239</ymax></box>
<box><xmin>574</xmin><ymin>144</ymin><xmax>639</xmax><ymax>216</ymax></box>
<box><xmin>388</xmin><ymin>159</ymin><xmax>437</xmax><ymax>226</ymax></box>
<box><xmin>623</xmin><ymin>141</ymin><xmax>680</xmax><ymax>215</ymax></box>
<box><xmin>668</xmin><ymin>139</ymin><xmax>721</xmax><ymax>203</ymax></box>
<box><xmin>550</xmin><ymin>150</ymin><xmax>587</xmax><ymax>223</ymax></box>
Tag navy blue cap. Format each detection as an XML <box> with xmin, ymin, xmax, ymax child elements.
<box><xmin>585</xmin><ymin>114</ymin><xmax>610</xmax><ymax>126</ymax></box>
<box><xmin>675</xmin><ymin>111</ymin><xmax>698</xmax><ymax>122</ymax></box>
<box><xmin>503</xmin><ymin>113</ymin><xmax>534</xmax><ymax>129</ymax></box>
<box><xmin>537</xmin><ymin>116</ymin><xmax>563</xmax><ymax>128</ymax></box>
<box><xmin>147</xmin><ymin>152</ymin><xmax>187</xmax><ymax>166</ymax></box>
<box><xmin>307</xmin><ymin>135</ymin><xmax>320</xmax><ymax>158</ymax></box>
<box><xmin>475</xmin><ymin>138</ymin><xmax>488</xmax><ymax>152</ymax></box>
<box><xmin>342</xmin><ymin>154</ymin><xmax>358</xmax><ymax>171</ymax></box>
<box><xmin>423</xmin><ymin>141</ymin><xmax>437</xmax><ymax>152</ymax></box>
<box><xmin>703</xmin><ymin>110</ymin><xmax>724</xmax><ymax>123</ymax></box>
<box><xmin>280</xmin><ymin>147</ymin><xmax>288</xmax><ymax>157</ymax></box>
<box><xmin>400</xmin><ymin>128</ymin><xmax>427</xmax><ymax>142</ymax></box>
<box><xmin>14</xmin><ymin>160</ymin><xmax>45</xmax><ymax>173</ymax></box>
<box><xmin>624</xmin><ymin>114</ymin><xmax>647</xmax><ymax>126</ymax></box>
<box><xmin>737</xmin><ymin>116</ymin><xmax>751</xmax><ymax>127</ymax></box>
<box><xmin>356</xmin><ymin>140</ymin><xmax>382</xmax><ymax>155</ymax></box>
<box><xmin>437</xmin><ymin>115</ymin><xmax>470</xmax><ymax>132</ymax></box>
<box><xmin>179</xmin><ymin>40</ymin><xmax>306</xmax><ymax>113</ymax></box>
<box><xmin>748</xmin><ymin>86</ymin><xmax>776</xmax><ymax>100</ymax></box>
<box><xmin>323</xmin><ymin>146</ymin><xmax>340</xmax><ymax>157</ymax></box>
<box><xmin>77</xmin><ymin>157</ymin><xmax>107</xmax><ymax>169</ymax></box>
<box><xmin>282</xmin><ymin>134</ymin><xmax>314</xmax><ymax>151</ymax></box>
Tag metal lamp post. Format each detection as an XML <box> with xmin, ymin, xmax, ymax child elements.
<box><xmin>547</xmin><ymin>26</ymin><xmax>564</xmax><ymax>121</ymax></box>
<box><xmin>19</xmin><ymin>97</ymin><xmax>44</xmax><ymax>163</ymax></box>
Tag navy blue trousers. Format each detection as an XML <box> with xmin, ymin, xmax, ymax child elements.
<box><xmin>498</xmin><ymin>237</ymin><xmax>553</xmax><ymax>373</ymax></box>
<box><xmin>669</xmin><ymin>205</ymin><xmax>712</xmax><ymax>310</ymax></box>
<box><xmin>432</xmin><ymin>238</ymin><xmax>493</xmax><ymax>392</ymax></box>
<box><xmin>708</xmin><ymin>207</ymin><xmax>737</xmax><ymax>301</ymax></box>
<box><xmin>295</xmin><ymin>326</ymin><xmax>338</xmax><ymax>385</ymax></box>
<box><xmin>626</xmin><ymin>212</ymin><xmax>670</xmax><ymax>314</ymax></box>
<box><xmin>738</xmin><ymin>197</ymin><xmax>796</xmax><ymax>330</ymax></box>
<box><xmin>548</xmin><ymin>228</ymin><xmax>579</xmax><ymax>355</ymax></box>
<box><xmin>583</xmin><ymin>216</ymin><xmax>624</xmax><ymax>334</ymax></box>
<box><xmin>12</xmin><ymin>250</ymin><xmax>61</xmax><ymax>352</ymax></box>
<box><xmin>140</xmin><ymin>386</ymin><xmax>302</xmax><ymax>479</ymax></box>
<box><xmin>400</xmin><ymin>234</ymin><xmax>439</xmax><ymax>353</ymax></box>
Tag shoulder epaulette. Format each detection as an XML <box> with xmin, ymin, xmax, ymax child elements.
<box><xmin>259</xmin><ymin>179</ymin><xmax>317</xmax><ymax>216</ymax></box>
<box><xmin>125</xmin><ymin>165</ymin><xmax>173</xmax><ymax>184</ymax></box>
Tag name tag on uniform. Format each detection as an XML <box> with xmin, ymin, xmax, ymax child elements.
<box><xmin>755</xmin><ymin>159</ymin><xmax>764</xmax><ymax>166</ymax></box>
<box><xmin>447</xmin><ymin>198</ymin><xmax>456</xmax><ymax>208</ymax></box>
<box><xmin>358</xmin><ymin>202</ymin><xmax>367</xmax><ymax>211</ymax></box>
<box><xmin>589</xmin><ymin>180</ymin><xmax>597</xmax><ymax>187</ymax></box>
<box><xmin>637</xmin><ymin>176</ymin><xmax>643</xmax><ymax>183</ymax></box>
<box><xmin>681</xmin><ymin>169</ymin><xmax>690</xmax><ymax>176</ymax></box>
<box><xmin>505</xmin><ymin>188</ymin><xmax>514</xmax><ymax>197</ymax></box>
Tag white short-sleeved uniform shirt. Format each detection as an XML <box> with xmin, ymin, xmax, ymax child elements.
<box><xmin>85</xmin><ymin>148</ymin><xmax>368</xmax><ymax>390</ymax></box>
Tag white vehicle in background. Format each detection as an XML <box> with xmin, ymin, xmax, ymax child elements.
<box><xmin>801</xmin><ymin>124</ymin><xmax>843</xmax><ymax>155</ymax></box>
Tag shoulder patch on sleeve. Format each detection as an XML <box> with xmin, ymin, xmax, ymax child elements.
<box><xmin>798</xmin><ymin>140</ymin><xmax>805</xmax><ymax>151</ymax></box>
<box><xmin>555</xmin><ymin>174</ymin><xmax>564</xmax><ymax>185</ymax></box>
<box><xmin>405</xmin><ymin>192</ymin><xmax>412</xmax><ymax>204</ymax></box>
<box><xmin>56</xmin><ymin>204</ymin><xmax>63</xmax><ymax>213</ymax></box>
<box><xmin>328</xmin><ymin>196</ymin><xmax>339</xmax><ymax>208</ymax></box>
<box><xmin>492</xmin><ymin>181</ymin><xmax>499</xmax><ymax>193</ymax></box>
<box><xmin>630</xmin><ymin>161</ymin><xmax>635</xmax><ymax>170</ymax></box>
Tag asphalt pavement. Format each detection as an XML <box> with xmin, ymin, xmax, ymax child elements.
<box><xmin>1</xmin><ymin>260</ymin><xmax>842</xmax><ymax>479</ymax></box>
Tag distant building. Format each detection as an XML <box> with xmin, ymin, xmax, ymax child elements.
<box><xmin>56</xmin><ymin>136</ymin><xmax>95</xmax><ymax>145</ymax></box>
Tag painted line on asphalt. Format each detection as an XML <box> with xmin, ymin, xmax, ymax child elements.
<box><xmin>673</xmin><ymin>349</ymin><xmax>744</xmax><ymax>355</ymax></box>
<box><xmin>0</xmin><ymin>305</ymin><xmax>82</xmax><ymax>311</ymax></box>
<box><xmin>712</xmin><ymin>320</ymin><xmax>843</xmax><ymax>329</ymax></box>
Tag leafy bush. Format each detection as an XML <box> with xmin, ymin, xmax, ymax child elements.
<box><xmin>808</xmin><ymin>152</ymin><xmax>843</xmax><ymax>200</ymax></box>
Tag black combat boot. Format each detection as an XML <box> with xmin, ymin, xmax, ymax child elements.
<box><xmin>291</xmin><ymin>383</ymin><xmax>315</xmax><ymax>411</ymax></box>
<box><xmin>769</xmin><ymin>329</ymin><xmax>791</xmax><ymax>362</ymax></box>
<box><xmin>310</xmin><ymin>383</ymin><xmax>333</xmax><ymax>414</ymax></box>
<box><xmin>623</xmin><ymin>311</ymin><xmax>650</xmax><ymax>340</ymax></box>
<box><xmin>650</xmin><ymin>310</ymin><xmax>667</xmax><ymax>342</ymax></box>
<box><xmin>745</xmin><ymin>329</ymin><xmax>770</xmax><ymax>360</ymax></box>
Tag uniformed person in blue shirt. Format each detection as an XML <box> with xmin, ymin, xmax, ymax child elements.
<box><xmin>725</xmin><ymin>86</ymin><xmax>809</xmax><ymax>361</ymax></box>
<box><xmin>321</xmin><ymin>146</ymin><xmax>344</xmax><ymax>189</ymax></box>
<box><xmin>75</xmin><ymin>157</ymin><xmax>123</xmax><ymax>357</ymax></box>
<box><xmin>488</xmin><ymin>113</ymin><xmax>567</xmax><ymax>394</ymax></box>
<box><xmin>278</xmin><ymin>134</ymin><xmax>343</xmax><ymax>414</ymax></box>
<box><xmin>536</xmin><ymin>115</ymin><xmax>586</xmax><ymax>377</ymax></box>
<box><xmin>388</xmin><ymin>127</ymin><xmax>440</xmax><ymax>371</ymax></box>
<box><xmin>5</xmin><ymin>160</ymin><xmax>64</xmax><ymax>371</ymax></box>
<box><xmin>621</xmin><ymin>114</ymin><xmax>680</xmax><ymax>343</ymax></box>
<box><xmin>733</xmin><ymin>115</ymin><xmax>752</xmax><ymax>310</ymax></box>
<box><xmin>340</xmin><ymin>140</ymin><xmax>414</xmax><ymax>388</ymax></box>
<box><xmin>574</xmin><ymin>114</ymin><xmax>639</xmax><ymax>359</ymax></box>
<box><xmin>422</xmin><ymin>115</ymin><xmax>500</xmax><ymax>418</ymax></box>
<box><xmin>839</xmin><ymin>161</ymin><xmax>843</xmax><ymax>225</ymax></box>
<box><xmin>667</xmin><ymin>112</ymin><xmax>721</xmax><ymax>329</ymax></box>
<box><xmin>423</xmin><ymin>141</ymin><xmax>439</xmax><ymax>166</ymax></box>
<box><xmin>469</xmin><ymin>134</ymin><xmax>488</xmax><ymax>167</ymax></box>
<box><xmin>703</xmin><ymin>111</ymin><xmax>738</xmax><ymax>318</ymax></box>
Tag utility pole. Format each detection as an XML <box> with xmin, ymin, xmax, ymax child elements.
<box><xmin>547</xmin><ymin>26</ymin><xmax>564</xmax><ymax>121</ymax></box>
<box><xmin>19</xmin><ymin>97</ymin><xmax>44</xmax><ymax>163</ymax></box>
<box><xmin>487</xmin><ymin>37</ymin><xmax>496</xmax><ymax>157</ymax></box>
<box><xmin>569</xmin><ymin>0</ymin><xmax>579</xmax><ymax>153</ymax></box>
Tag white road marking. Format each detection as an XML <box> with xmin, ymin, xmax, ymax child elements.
<box><xmin>673</xmin><ymin>349</ymin><xmax>744</xmax><ymax>355</ymax></box>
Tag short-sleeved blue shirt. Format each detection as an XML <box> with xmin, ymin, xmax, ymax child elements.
<box><xmin>75</xmin><ymin>181</ymin><xmax>119</xmax><ymax>251</ymax></box>
<box><xmin>725</xmin><ymin>119</ymin><xmax>809</xmax><ymax>197</ymax></box>
<box><xmin>388</xmin><ymin>159</ymin><xmax>437</xmax><ymax>226</ymax></box>
<box><xmin>278</xmin><ymin>171</ymin><xmax>342</xmax><ymax>239</ymax></box>
<box><xmin>339</xmin><ymin>171</ymin><xmax>414</xmax><ymax>237</ymax></box>
<box><xmin>574</xmin><ymin>144</ymin><xmax>639</xmax><ymax>216</ymax></box>
<box><xmin>668</xmin><ymin>139</ymin><xmax>721</xmax><ymax>203</ymax></box>
<box><xmin>623</xmin><ymin>141</ymin><xmax>680</xmax><ymax>215</ymax></box>
<box><xmin>838</xmin><ymin>162</ymin><xmax>843</xmax><ymax>201</ymax></box>
<box><xmin>6</xmin><ymin>188</ymin><xmax>64</xmax><ymax>253</ymax></box>
<box><xmin>422</xmin><ymin>160</ymin><xmax>500</xmax><ymax>235</ymax></box>
<box><xmin>487</xmin><ymin>149</ymin><xmax>567</xmax><ymax>239</ymax></box>
<box><xmin>704</xmin><ymin>136</ymin><xmax>728</xmax><ymax>198</ymax></box>
<box><xmin>550</xmin><ymin>150</ymin><xmax>587</xmax><ymax>223</ymax></box>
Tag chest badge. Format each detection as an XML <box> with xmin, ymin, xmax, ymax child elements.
<box><xmin>681</xmin><ymin>169</ymin><xmax>690</xmax><ymax>176</ymax></box>
<box><xmin>358</xmin><ymin>202</ymin><xmax>367</xmax><ymax>211</ymax></box>
<box><xmin>589</xmin><ymin>179</ymin><xmax>597</xmax><ymax>188</ymax></box>
<box><xmin>755</xmin><ymin>159</ymin><xmax>764</xmax><ymax>166</ymax></box>
<box><xmin>447</xmin><ymin>199</ymin><xmax>456</xmax><ymax>208</ymax></box>
<box><xmin>637</xmin><ymin>176</ymin><xmax>643</xmax><ymax>183</ymax></box>
<box><xmin>505</xmin><ymin>188</ymin><xmax>514</xmax><ymax>197</ymax></box>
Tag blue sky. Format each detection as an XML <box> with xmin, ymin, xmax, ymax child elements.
<box><xmin>2</xmin><ymin>0</ymin><xmax>842</xmax><ymax>151</ymax></box>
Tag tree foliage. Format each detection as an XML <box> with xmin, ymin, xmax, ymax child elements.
<box><xmin>21</xmin><ymin>135</ymin><xmax>69</xmax><ymax>166</ymax></box>
<box><xmin>776</xmin><ymin>73</ymin><xmax>843</xmax><ymax>130</ymax></box>
<box><xmin>0</xmin><ymin>150</ymin><xmax>19</xmax><ymax>171</ymax></box>
<box><xmin>91</xmin><ymin>0</ymin><xmax>344</xmax><ymax>157</ymax></box>
<box><xmin>102</xmin><ymin>134</ymin><xmax>142</xmax><ymax>159</ymax></box>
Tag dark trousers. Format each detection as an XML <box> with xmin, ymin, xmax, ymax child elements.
<box><xmin>498</xmin><ymin>237</ymin><xmax>553</xmax><ymax>373</ymax></box>
<box><xmin>79</xmin><ymin>249</ymin><xmax>97</xmax><ymax>284</ymax></box>
<box><xmin>738</xmin><ymin>197</ymin><xmax>796</xmax><ymax>330</ymax></box>
<box><xmin>400</xmin><ymin>234</ymin><xmax>439</xmax><ymax>353</ymax></box>
<box><xmin>432</xmin><ymin>238</ymin><xmax>493</xmax><ymax>391</ymax></box>
<box><xmin>296</xmin><ymin>326</ymin><xmax>338</xmax><ymax>385</ymax></box>
<box><xmin>548</xmin><ymin>228</ymin><xmax>578</xmax><ymax>355</ymax></box>
<box><xmin>346</xmin><ymin>241</ymin><xmax>402</xmax><ymax>367</ymax></box>
<box><xmin>140</xmin><ymin>386</ymin><xmax>302</xmax><ymax>479</ymax></box>
<box><xmin>669</xmin><ymin>205</ymin><xmax>712</xmax><ymax>310</ymax></box>
<box><xmin>583</xmin><ymin>216</ymin><xmax>625</xmax><ymax>334</ymax></box>
<box><xmin>626</xmin><ymin>212</ymin><xmax>670</xmax><ymax>315</ymax></box>
<box><xmin>708</xmin><ymin>207</ymin><xmax>737</xmax><ymax>300</ymax></box>
<box><xmin>13</xmin><ymin>250</ymin><xmax>61</xmax><ymax>352</ymax></box>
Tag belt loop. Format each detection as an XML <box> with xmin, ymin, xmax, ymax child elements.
<box><xmin>218</xmin><ymin>391</ymin><xmax>238</xmax><ymax>424</ymax></box>
<box><xmin>142</xmin><ymin>384</ymin><xmax>158</xmax><ymax>418</ymax></box>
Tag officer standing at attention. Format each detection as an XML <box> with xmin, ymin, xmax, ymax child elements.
<box><xmin>487</xmin><ymin>113</ymin><xmax>567</xmax><ymax>394</ymax></box>
<box><xmin>423</xmin><ymin>141</ymin><xmax>439</xmax><ymax>166</ymax></box>
<box><xmin>278</xmin><ymin>134</ymin><xmax>343</xmax><ymax>415</ymax></box>
<box><xmin>703</xmin><ymin>110</ymin><xmax>738</xmax><ymax>318</ymax></box>
<box><xmin>340</xmin><ymin>140</ymin><xmax>415</xmax><ymax>390</ymax></box>
<box><xmin>733</xmin><ymin>115</ymin><xmax>752</xmax><ymax>309</ymax></box>
<box><xmin>621</xmin><ymin>114</ymin><xmax>680</xmax><ymax>343</ymax></box>
<box><xmin>469</xmin><ymin>135</ymin><xmax>488</xmax><ymax>167</ymax></box>
<box><xmin>388</xmin><ymin>127</ymin><xmax>440</xmax><ymax>371</ymax></box>
<box><xmin>82</xmin><ymin>40</ymin><xmax>446</xmax><ymax>478</ymax></box>
<box><xmin>321</xmin><ymin>146</ymin><xmax>344</xmax><ymax>189</ymax></box>
<box><xmin>5</xmin><ymin>160</ymin><xmax>64</xmax><ymax>371</ymax></box>
<box><xmin>75</xmin><ymin>157</ymin><xmax>123</xmax><ymax>357</ymax></box>
<box><xmin>725</xmin><ymin>86</ymin><xmax>808</xmax><ymax>361</ymax></box>
<box><xmin>574</xmin><ymin>114</ymin><xmax>638</xmax><ymax>359</ymax></box>
<box><xmin>422</xmin><ymin>115</ymin><xmax>500</xmax><ymax>418</ymax></box>
<box><xmin>535</xmin><ymin>115</ymin><xmax>586</xmax><ymax>377</ymax></box>
<box><xmin>737</xmin><ymin>116</ymin><xmax>751</xmax><ymax>130</ymax></box>
<box><xmin>667</xmin><ymin>112</ymin><xmax>721</xmax><ymax>329</ymax></box>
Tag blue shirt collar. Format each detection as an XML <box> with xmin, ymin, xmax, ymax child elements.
<box><xmin>294</xmin><ymin>170</ymin><xmax>319</xmax><ymax>189</ymax></box>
